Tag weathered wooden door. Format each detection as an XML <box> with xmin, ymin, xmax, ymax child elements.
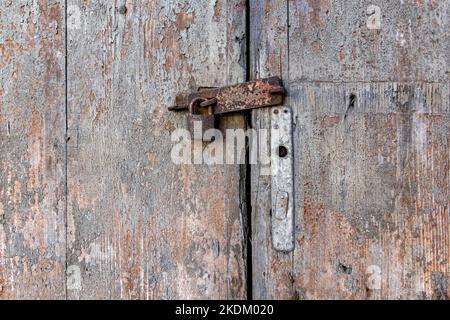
<box><xmin>1</xmin><ymin>0</ymin><xmax>247</xmax><ymax>300</ymax></box>
<box><xmin>0</xmin><ymin>0</ymin><xmax>448</xmax><ymax>300</ymax></box>
<box><xmin>250</xmin><ymin>0</ymin><xmax>449</xmax><ymax>299</ymax></box>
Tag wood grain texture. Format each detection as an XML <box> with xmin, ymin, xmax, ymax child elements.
<box><xmin>0</xmin><ymin>0</ymin><xmax>66</xmax><ymax>299</ymax></box>
<box><xmin>249</xmin><ymin>0</ymin><xmax>295</xmax><ymax>300</ymax></box>
<box><xmin>250</xmin><ymin>0</ymin><xmax>449</xmax><ymax>300</ymax></box>
<box><xmin>67</xmin><ymin>0</ymin><xmax>247</xmax><ymax>299</ymax></box>
<box><xmin>291</xmin><ymin>82</ymin><xmax>449</xmax><ymax>300</ymax></box>
<box><xmin>288</xmin><ymin>0</ymin><xmax>449</xmax><ymax>82</ymax></box>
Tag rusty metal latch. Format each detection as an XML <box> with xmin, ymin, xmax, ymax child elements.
<box><xmin>170</xmin><ymin>77</ymin><xmax>294</xmax><ymax>253</ymax></box>
<box><xmin>169</xmin><ymin>77</ymin><xmax>285</xmax><ymax>141</ymax></box>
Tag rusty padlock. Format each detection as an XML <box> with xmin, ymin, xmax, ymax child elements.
<box><xmin>187</xmin><ymin>97</ymin><xmax>217</xmax><ymax>142</ymax></box>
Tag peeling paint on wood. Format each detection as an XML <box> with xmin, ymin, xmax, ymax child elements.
<box><xmin>66</xmin><ymin>0</ymin><xmax>247</xmax><ymax>299</ymax></box>
<box><xmin>0</xmin><ymin>0</ymin><xmax>66</xmax><ymax>299</ymax></box>
<box><xmin>250</xmin><ymin>0</ymin><xmax>449</xmax><ymax>300</ymax></box>
<box><xmin>1</xmin><ymin>0</ymin><xmax>448</xmax><ymax>301</ymax></box>
<box><xmin>290</xmin><ymin>82</ymin><xmax>449</xmax><ymax>300</ymax></box>
<box><xmin>289</xmin><ymin>0</ymin><xmax>449</xmax><ymax>82</ymax></box>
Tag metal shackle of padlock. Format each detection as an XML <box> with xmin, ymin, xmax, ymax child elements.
<box><xmin>187</xmin><ymin>97</ymin><xmax>217</xmax><ymax>142</ymax></box>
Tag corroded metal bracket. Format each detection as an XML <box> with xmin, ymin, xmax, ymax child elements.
<box><xmin>169</xmin><ymin>77</ymin><xmax>284</xmax><ymax>114</ymax></box>
<box><xmin>169</xmin><ymin>77</ymin><xmax>285</xmax><ymax>140</ymax></box>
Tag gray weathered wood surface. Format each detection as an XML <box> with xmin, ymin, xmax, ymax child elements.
<box><xmin>0</xmin><ymin>0</ymin><xmax>66</xmax><ymax>299</ymax></box>
<box><xmin>251</xmin><ymin>0</ymin><xmax>449</xmax><ymax>299</ymax></box>
<box><xmin>1</xmin><ymin>0</ymin><xmax>449</xmax><ymax>300</ymax></box>
<box><xmin>1</xmin><ymin>0</ymin><xmax>248</xmax><ymax>300</ymax></box>
<box><xmin>66</xmin><ymin>0</ymin><xmax>247</xmax><ymax>299</ymax></box>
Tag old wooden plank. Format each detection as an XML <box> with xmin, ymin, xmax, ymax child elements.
<box><xmin>249</xmin><ymin>0</ymin><xmax>295</xmax><ymax>300</ymax></box>
<box><xmin>0</xmin><ymin>0</ymin><xmax>66</xmax><ymax>299</ymax></box>
<box><xmin>290</xmin><ymin>82</ymin><xmax>449</xmax><ymax>299</ymax></box>
<box><xmin>288</xmin><ymin>0</ymin><xmax>449</xmax><ymax>82</ymax></box>
<box><xmin>251</xmin><ymin>0</ymin><xmax>449</xmax><ymax>299</ymax></box>
<box><xmin>67</xmin><ymin>0</ymin><xmax>247</xmax><ymax>299</ymax></box>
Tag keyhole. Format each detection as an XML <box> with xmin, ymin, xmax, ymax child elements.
<box><xmin>278</xmin><ymin>146</ymin><xmax>288</xmax><ymax>158</ymax></box>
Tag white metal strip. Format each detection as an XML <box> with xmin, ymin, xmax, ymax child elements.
<box><xmin>270</xmin><ymin>106</ymin><xmax>295</xmax><ymax>252</ymax></box>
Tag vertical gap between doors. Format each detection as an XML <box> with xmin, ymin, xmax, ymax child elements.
<box><xmin>64</xmin><ymin>0</ymin><xmax>69</xmax><ymax>300</ymax></box>
<box><xmin>244</xmin><ymin>0</ymin><xmax>253</xmax><ymax>301</ymax></box>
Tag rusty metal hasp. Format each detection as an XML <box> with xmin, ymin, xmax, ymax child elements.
<box><xmin>169</xmin><ymin>77</ymin><xmax>285</xmax><ymax>141</ymax></box>
<box><xmin>170</xmin><ymin>77</ymin><xmax>294</xmax><ymax>252</ymax></box>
